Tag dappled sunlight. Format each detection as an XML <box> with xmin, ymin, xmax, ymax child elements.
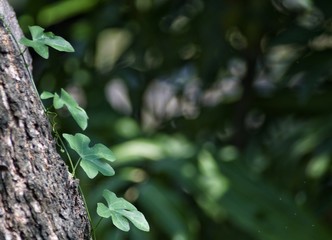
<box><xmin>112</xmin><ymin>133</ymin><xmax>195</xmax><ymax>164</ymax></box>
<box><xmin>14</xmin><ymin>0</ymin><xmax>332</xmax><ymax>239</ymax></box>
<box><xmin>306</xmin><ymin>154</ymin><xmax>330</xmax><ymax>179</ymax></box>
<box><xmin>95</xmin><ymin>29</ymin><xmax>132</xmax><ymax>72</ymax></box>
<box><xmin>105</xmin><ymin>79</ymin><xmax>133</xmax><ymax>115</ymax></box>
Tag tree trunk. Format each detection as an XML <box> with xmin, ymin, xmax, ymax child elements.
<box><xmin>0</xmin><ymin>1</ymin><xmax>91</xmax><ymax>239</ymax></box>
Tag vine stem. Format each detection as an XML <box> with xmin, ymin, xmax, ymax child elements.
<box><xmin>1</xmin><ymin>16</ymin><xmax>104</xmax><ymax>239</ymax></box>
<box><xmin>73</xmin><ymin>157</ymin><xmax>81</xmax><ymax>177</ymax></box>
<box><xmin>94</xmin><ymin>217</ymin><xmax>104</xmax><ymax>230</ymax></box>
<box><xmin>1</xmin><ymin>16</ymin><xmax>47</xmax><ymax>112</ymax></box>
<box><xmin>50</xmin><ymin>119</ymin><xmax>95</xmax><ymax>238</ymax></box>
<box><xmin>79</xmin><ymin>185</ymin><xmax>97</xmax><ymax>240</ymax></box>
<box><xmin>56</xmin><ymin>132</ymin><xmax>75</xmax><ymax>173</ymax></box>
<box><xmin>49</xmin><ymin>114</ymin><xmax>96</xmax><ymax>239</ymax></box>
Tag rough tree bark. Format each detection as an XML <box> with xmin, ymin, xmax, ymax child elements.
<box><xmin>0</xmin><ymin>1</ymin><xmax>91</xmax><ymax>239</ymax></box>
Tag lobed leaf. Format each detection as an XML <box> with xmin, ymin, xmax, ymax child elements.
<box><xmin>97</xmin><ymin>190</ymin><xmax>150</xmax><ymax>232</ymax></box>
<box><xmin>19</xmin><ymin>25</ymin><xmax>74</xmax><ymax>59</ymax></box>
<box><xmin>62</xmin><ymin>133</ymin><xmax>116</xmax><ymax>178</ymax></box>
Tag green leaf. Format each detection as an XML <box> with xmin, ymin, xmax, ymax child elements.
<box><xmin>46</xmin><ymin>89</ymin><xmax>88</xmax><ymax>130</ymax></box>
<box><xmin>53</xmin><ymin>93</ymin><xmax>64</xmax><ymax>109</ymax></box>
<box><xmin>111</xmin><ymin>212</ymin><xmax>130</xmax><ymax>231</ymax></box>
<box><xmin>97</xmin><ymin>203</ymin><xmax>112</xmax><ymax>218</ymax></box>
<box><xmin>19</xmin><ymin>25</ymin><xmax>74</xmax><ymax>59</ymax></box>
<box><xmin>57</xmin><ymin>89</ymin><xmax>88</xmax><ymax>130</ymax></box>
<box><xmin>62</xmin><ymin>133</ymin><xmax>116</xmax><ymax>178</ymax></box>
<box><xmin>119</xmin><ymin>209</ymin><xmax>150</xmax><ymax>231</ymax></box>
<box><xmin>97</xmin><ymin>190</ymin><xmax>150</xmax><ymax>232</ymax></box>
<box><xmin>29</xmin><ymin>25</ymin><xmax>44</xmax><ymax>39</ymax></box>
<box><xmin>40</xmin><ymin>91</ymin><xmax>54</xmax><ymax>99</ymax></box>
<box><xmin>42</xmin><ymin>31</ymin><xmax>75</xmax><ymax>52</ymax></box>
<box><xmin>20</xmin><ymin>36</ymin><xmax>49</xmax><ymax>59</ymax></box>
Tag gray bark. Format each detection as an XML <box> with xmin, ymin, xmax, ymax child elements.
<box><xmin>0</xmin><ymin>1</ymin><xmax>91</xmax><ymax>239</ymax></box>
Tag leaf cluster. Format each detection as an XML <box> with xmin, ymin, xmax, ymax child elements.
<box><xmin>21</xmin><ymin>30</ymin><xmax>150</xmax><ymax>235</ymax></box>
<box><xmin>20</xmin><ymin>26</ymin><xmax>74</xmax><ymax>59</ymax></box>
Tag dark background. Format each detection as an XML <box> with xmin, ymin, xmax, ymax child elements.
<box><xmin>10</xmin><ymin>0</ymin><xmax>332</xmax><ymax>239</ymax></box>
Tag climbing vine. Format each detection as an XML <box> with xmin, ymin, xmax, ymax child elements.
<box><xmin>16</xmin><ymin>25</ymin><xmax>150</xmax><ymax>239</ymax></box>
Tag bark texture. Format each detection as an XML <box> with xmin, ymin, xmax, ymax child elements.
<box><xmin>0</xmin><ymin>1</ymin><xmax>91</xmax><ymax>239</ymax></box>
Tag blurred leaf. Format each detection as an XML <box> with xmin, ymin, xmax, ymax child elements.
<box><xmin>218</xmin><ymin>161</ymin><xmax>332</xmax><ymax>240</ymax></box>
<box><xmin>37</xmin><ymin>0</ymin><xmax>99</xmax><ymax>26</ymax></box>
<box><xmin>139</xmin><ymin>183</ymin><xmax>189</xmax><ymax>238</ymax></box>
<box><xmin>306</xmin><ymin>154</ymin><xmax>330</xmax><ymax>179</ymax></box>
<box><xmin>17</xmin><ymin>1</ymin><xmax>332</xmax><ymax>239</ymax></box>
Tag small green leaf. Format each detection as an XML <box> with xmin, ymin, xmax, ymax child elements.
<box><xmin>46</xmin><ymin>89</ymin><xmax>88</xmax><ymax>130</ymax></box>
<box><xmin>58</xmin><ymin>89</ymin><xmax>88</xmax><ymax>130</ymax></box>
<box><xmin>62</xmin><ymin>133</ymin><xmax>116</xmax><ymax>178</ymax></box>
<box><xmin>19</xmin><ymin>25</ymin><xmax>74</xmax><ymax>59</ymax></box>
<box><xmin>97</xmin><ymin>190</ymin><xmax>150</xmax><ymax>232</ymax></box>
<box><xmin>40</xmin><ymin>91</ymin><xmax>54</xmax><ymax>99</ymax></box>
<box><xmin>20</xmin><ymin>36</ymin><xmax>49</xmax><ymax>59</ymax></box>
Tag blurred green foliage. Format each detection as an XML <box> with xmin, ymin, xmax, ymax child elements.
<box><xmin>11</xmin><ymin>0</ymin><xmax>332</xmax><ymax>239</ymax></box>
